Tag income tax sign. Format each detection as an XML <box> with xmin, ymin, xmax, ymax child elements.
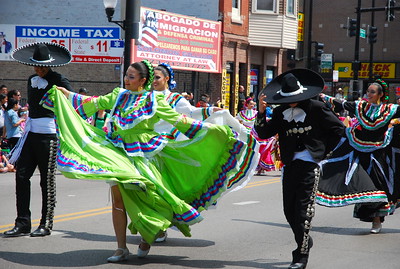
<box><xmin>0</xmin><ymin>24</ymin><xmax>123</xmax><ymax>64</ymax></box>
<box><xmin>133</xmin><ymin>7</ymin><xmax>222</xmax><ymax>73</ymax></box>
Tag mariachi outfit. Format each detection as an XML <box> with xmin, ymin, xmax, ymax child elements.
<box><xmin>254</xmin><ymin>69</ymin><xmax>345</xmax><ymax>269</ymax></box>
<box><xmin>6</xmin><ymin>42</ymin><xmax>73</xmax><ymax>236</ymax></box>
<box><xmin>317</xmin><ymin>95</ymin><xmax>400</xmax><ymax>221</ymax></box>
<box><xmin>40</xmin><ymin>84</ymin><xmax>259</xmax><ymax>244</ymax></box>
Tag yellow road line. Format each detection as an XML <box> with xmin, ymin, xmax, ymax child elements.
<box><xmin>54</xmin><ymin>210</ymin><xmax>112</xmax><ymax>223</ymax></box>
<box><xmin>0</xmin><ymin>207</ymin><xmax>112</xmax><ymax>232</ymax></box>
<box><xmin>53</xmin><ymin>206</ymin><xmax>112</xmax><ymax>219</ymax></box>
<box><xmin>0</xmin><ymin>178</ymin><xmax>280</xmax><ymax>232</ymax></box>
<box><xmin>245</xmin><ymin>180</ymin><xmax>281</xmax><ymax>188</ymax></box>
<box><xmin>246</xmin><ymin>177</ymin><xmax>280</xmax><ymax>186</ymax></box>
<box><xmin>245</xmin><ymin>177</ymin><xmax>281</xmax><ymax>188</ymax></box>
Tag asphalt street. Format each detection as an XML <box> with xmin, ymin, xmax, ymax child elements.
<box><xmin>1</xmin><ymin>170</ymin><xmax>400</xmax><ymax>269</ymax></box>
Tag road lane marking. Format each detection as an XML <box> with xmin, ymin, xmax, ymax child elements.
<box><xmin>0</xmin><ymin>207</ymin><xmax>112</xmax><ymax>232</ymax></box>
<box><xmin>53</xmin><ymin>206</ymin><xmax>112</xmax><ymax>219</ymax></box>
<box><xmin>246</xmin><ymin>177</ymin><xmax>281</xmax><ymax>184</ymax></box>
<box><xmin>0</xmin><ymin>177</ymin><xmax>281</xmax><ymax>232</ymax></box>
<box><xmin>245</xmin><ymin>177</ymin><xmax>281</xmax><ymax>188</ymax></box>
<box><xmin>245</xmin><ymin>180</ymin><xmax>281</xmax><ymax>188</ymax></box>
<box><xmin>233</xmin><ymin>201</ymin><xmax>260</xmax><ymax>205</ymax></box>
<box><xmin>54</xmin><ymin>210</ymin><xmax>112</xmax><ymax>223</ymax></box>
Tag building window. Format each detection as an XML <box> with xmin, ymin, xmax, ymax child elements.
<box><xmin>252</xmin><ymin>0</ymin><xmax>277</xmax><ymax>13</ymax></box>
<box><xmin>232</xmin><ymin>0</ymin><xmax>242</xmax><ymax>23</ymax></box>
<box><xmin>287</xmin><ymin>0</ymin><xmax>295</xmax><ymax>16</ymax></box>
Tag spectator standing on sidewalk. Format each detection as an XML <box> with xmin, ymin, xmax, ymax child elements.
<box><xmin>4</xmin><ymin>98</ymin><xmax>25</xmax><ymax>150</ymax></box>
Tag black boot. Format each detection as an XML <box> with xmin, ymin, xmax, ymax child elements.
<box><xmin>3</xmin><ymin>226</ymin><xmax>31</xmax><ymax>237</ymax></box>
<box><xmin>30</xmin><ymin>225</ymin><xmax>51</xmax><ymax>237</ymax></box>
<box><xmin>289</xmin><ymin>236</ymin><xmax>313</xmax><ymax>269</ymax></box>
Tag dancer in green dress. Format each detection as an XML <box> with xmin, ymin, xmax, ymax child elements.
<box><xmin>41</xmin><ymin>60</ymin><xmax>259</xmax><ymax>262</ymax></box>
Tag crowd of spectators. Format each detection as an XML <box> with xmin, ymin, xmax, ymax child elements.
<box><xmin>0</xmin><ymin>84</ymin><xmax>27</xmax><ymax>173</ymax></box>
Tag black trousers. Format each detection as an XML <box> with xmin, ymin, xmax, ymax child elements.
<box><xmin>282</xmin><ymin>160</ymin><xmax>319</xmax><ymax>264</ymax></box>
<box><xmin>8</xmin><ymin>137</ymin><xmax>20</xmax><ymax>151</ymax></box>
<box><xmin>14</xmin><ymin>132</ymin><xmax>57</xmax><ymax>229</ymax></box>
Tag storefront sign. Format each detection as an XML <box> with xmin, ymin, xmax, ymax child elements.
<box><xmin>133</xmin><ymin>7</ymin><xmax>222</xmax><ymax>73</ymax></box>
<box><xmin>297</xmin><ymin>13</ymin><xmax>304</xmax><ymax>42</ymax></box>
<box><xmin>334</xmin><ymin>62</ymin><xmax>395</xmax><ymax>79</ymax></box>
<box><xmin>0</xmin><ymin>24</ymin><xmax>123</xmax><ymax>64</ymax></box>
<box><xmin>221</xmin><ymin>69</ymin><xmax>230</xmax><ymax>109</ymax></box>
<box><xmin>250</xmin><ymin>69</ymin><xmax>259</xmax><ymax>85</ymax></box>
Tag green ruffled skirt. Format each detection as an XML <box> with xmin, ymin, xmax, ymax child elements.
<box><xmin>41</xmin><ymin>87</ymin><xmax>259</xmax><ymax>243</ymax></box>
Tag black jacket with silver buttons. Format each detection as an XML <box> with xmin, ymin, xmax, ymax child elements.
<box><xmin>255</xmin><ymin>99</ymin><xmax>345</xmax><ymax>165</ymax></box>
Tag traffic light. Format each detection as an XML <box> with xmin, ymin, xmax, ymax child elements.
<box><xmin>386</xmin><ymin>0</ymin><xmax>396</xmax><ymax>21</ymax></box>
<box><xmin>347</xmin><ymin>18</ymin><xmax>357</xmax><ymax>37</ymax></box>
<box><xmin>368</xmin><ymin>26</ymin><xmax>378</xmax><ymax>43</ymax></box>
<box><xmin>314</xmin><ymin>42</ymin><xmax>324</xmax><ymax>66</ymax></box>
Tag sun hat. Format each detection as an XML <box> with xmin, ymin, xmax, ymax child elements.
<box><xmin>11</xmin><ymin>41</ymin><xmax>72</xmax><ymax>67</ymax></box>
<box><xmin>260</xmin><ymin>69</ymin><xmax>325</xmax><ymax>104</ymax></box>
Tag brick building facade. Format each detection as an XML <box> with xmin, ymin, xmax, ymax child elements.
<box><xmin>217</xmin><ymin>0</ymin><xmax>250</xmax><ymax>114</ymax></box>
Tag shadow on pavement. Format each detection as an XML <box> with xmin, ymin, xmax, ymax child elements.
<box><xmin>55</xmin><ymin>229</ymin><xmax>216</xmax><ymax>248</ymax></box>
<box><xmin>0</xmin><ymin>250</ymin><xmax>289</xmax><ymax>268</ymax></box>
<box><xmin>1</xmin><ymin>231</ymin><xmax>287</xmax><ymax>268</ymax></box>
<box><xmin>231</xmin><ymin>218</ymin><xmax>400</xmax><ymax>236</ymax></box>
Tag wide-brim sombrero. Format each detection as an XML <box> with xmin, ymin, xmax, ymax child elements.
<box><xmin>260</xmin><ymin>69</ymin><xmax>325</xmax><ymax>104</ymax></box>
<box><xmin>11</xmin><ymin>41</ymin><xmax>72</xmax><ymax>67</ymax></box>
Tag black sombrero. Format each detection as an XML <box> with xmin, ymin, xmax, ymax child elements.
<box><xmin>260</xmin><ymin>69</ymin><xmax>325</xmax><ymax>104</ymax></box>
<box><xmin>11</xmin><ymin>41</ymin><xmax>72</xmax><ymax>67</ymax></box>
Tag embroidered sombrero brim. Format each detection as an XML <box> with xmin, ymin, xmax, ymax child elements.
<box><xmin>260</xmin><ymin>69</ymin><xmax>325</xmax><ymax>104</ymax></box>
<box><xmin>11</xmin><ymin>41</ymin><xmax>72</xmax><ymax>67</ymax></box>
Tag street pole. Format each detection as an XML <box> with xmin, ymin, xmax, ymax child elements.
<box><xmin>352</xmin><ymin>0</ymin><xmax>362</xmax><ymax>100</ymax></box>
<box><xmin>368</xmin><ymin>0</ymin><xmax>375</xmax><ymax>84</ymax></box>
<box><xmin>307</xmin><ymin>0</ymin><xmax>313</xmax><ymax>69</ymax></box>
<box><xmin>123</xmin><ymin>0</ymin><xmax>141</xmax><ymax>75</ymax></box>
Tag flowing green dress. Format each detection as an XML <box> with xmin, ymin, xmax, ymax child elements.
<box><xmin>41</xmin><ymin>86</ymin><xmax>259</xmax><ymax>243</ymax></box>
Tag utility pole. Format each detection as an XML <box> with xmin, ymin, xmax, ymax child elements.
<box><xmin>124</xmin><ymin>0</ymin><xmax>141</xmax><ymax>74</ymax></box>
<box><xmin>307</xmin><ymin>0</ymin><xmax>313</xmax><ymax>69</ymax></box>
<box><xmin>368</xmin><ymin>0</ymin><xmax>375</xmax><ymax>83</ymax></box>
<box><xmin>345</xmin><ymin>0</ymin><xmax>400</xmax><ymax>97</ymax></box>
<box><xmin>356</xmin><ymin>0</ymin><xmax>400</xmax><ymax>88</ymax></box>
<box><xmin>352</xmin><ymin>0</ymin><xmax>362</xmax><ymax>100</ymax></box>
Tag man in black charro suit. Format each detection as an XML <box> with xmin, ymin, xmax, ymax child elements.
<box><xmin>255</xmin><ymin>69</ymin><xmax>345</xmax><ymax>269</ymax></box>
<box><xmin>4</xmin><ymin>42</ymin><xmax>73</xmax><ymax>237</ymax></box>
